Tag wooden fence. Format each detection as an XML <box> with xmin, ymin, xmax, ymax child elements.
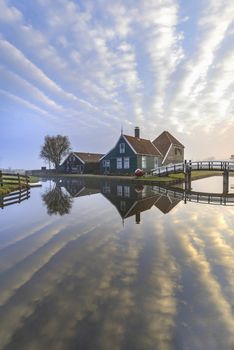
<box><xmin>0</xmin><ymin>172</ymin><xmax>30</xmax><ymax>209</ymax></box>
<box><xmin>0</xmin><ymin>188</ymin><xmax>30</xmax><ymax>209</ymax></box>
<box><xmin>0</xmin><ymin>171</ymin><xmax>30</xmax><ymax>188</ymax></box>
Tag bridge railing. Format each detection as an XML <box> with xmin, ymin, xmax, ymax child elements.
<box><xmin>151</xmin><ymin>185</ymin><xmax>234</xmax><ymax>206</ymax></box>
<box><xmin>152</xmin><ymin>161</ymin><xmax>234</xmax><ymax>175</ymax></box>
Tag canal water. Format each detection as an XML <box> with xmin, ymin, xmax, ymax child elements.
<box><xmin>1</xmin><ymin>176</ymin><xmax>234</xmax><ymax>350</ymax></box>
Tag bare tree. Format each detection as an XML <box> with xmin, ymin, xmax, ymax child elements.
<box><xmin>40</xmin><ymin>135</ymin><xmax>71</xmax><ymax>170</ymax></box>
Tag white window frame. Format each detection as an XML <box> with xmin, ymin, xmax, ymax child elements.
<box><xmin>117</xmin><ymin>185</ymin><xmax>123</xmax><ymax>196</ymax></box>
<box><xmin>117</xmin><ymin>157</ymin><xmax>122</xmax><ymax>169</ymax></box>
<box><xmin>124</xmin><ymin>186</ymin><xmax>130</xmax><ymax>198</ymax></box>
<box><xmin>103</xmin><ymin>159</ymin><xmax>110</xmax><ymax>167</ymax></box>
<box><xmin>119</xmin><ymin>143</ymin><xmax>125</xmax><ymax>154</ymax></box>
<box><xmin>142</xmin><ymin>156</ymin><xmax>146</xmax><ymax>169</ymax></box>
<box><xmin>123</xmin><ymin>157</ymin><xmax>130</xmax><ymax>169</ymax></box>
<box><xmin>154</xmin><ymin>157</ymin><xmax>158</xmax><ymax>169</ymax></box>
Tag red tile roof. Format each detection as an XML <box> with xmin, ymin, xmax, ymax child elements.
<box><xmin>74</xmin><ymin>152</ymin><xmax>104</xmax><ymax>163</ymax></box>
<box><xmin>123</xmin><ymin>135</ymin><xmax>162</xmax><ymax>156</ymax></box>
<box><xmin>152</xmin><ymin>131</ymin><xmax>184</xmax><ymax>157</ymax></box>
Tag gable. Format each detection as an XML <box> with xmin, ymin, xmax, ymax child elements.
<box><xmin>101</xmin><ymin>135</ymin><xmax>136</xmax><ymax>160</ymax></box>
<box><xmin>152</xmin><ymin>131</ymin><xmax>184</xmax><ymax>157</ymax></box>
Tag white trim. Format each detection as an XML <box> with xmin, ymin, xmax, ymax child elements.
<box><xmin>73</xmin><ymin>153</ymin><xmax>85</xmax><ymax>164</ymax></box>
<box><xmin>151</xmin><ymin>143</ymin><xmax>163</xmax><ymax>157</ymax></box>
<box><xmin>122</xmin><ymin>135</ymin><xmax>137</xmax><ymax>154</ymax></box>
<box><xmin>100</xmin><ymin>135</ymin><xmax>122</xmax><ymax>161</ymax></box>
<box><xmin>61</xmin><ymin>152</ymin><xmax>85</xmax><ymax>165</ymax></box>
<box><xmin>100</xmin><ymin>134</ymin><xmax>137</xmax><ymax>161</ymax></box>
<box><xmin>162</xmin><ymin>144</ymin><xmax>172</xmax><ymax>165</ymax></box>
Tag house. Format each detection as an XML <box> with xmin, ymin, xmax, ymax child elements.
<box><xmin>152</xmin><ymin>131</ymin><xmax>184</xmax><ymax>166</ymax></box>
<box><xmin>61</xmin><ymin>152</ymin><xmax>104</xmax><ymax>174</ymax></box>
<box><xmin>100</xmin><ymin>127</ymin><xmax>162</xmax><ymax>174</ymax></box>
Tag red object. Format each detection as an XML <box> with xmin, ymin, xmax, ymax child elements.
<box><xmin>135</xmin><ymin>168</ymin><xmax>145</xmax><ymax>177</ymax></box>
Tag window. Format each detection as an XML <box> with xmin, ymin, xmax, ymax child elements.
<box><xmin>120</xmin><ymin>143</ymin><xmax>125</xmax><ymax>153</ymax></box>
<box><xmin>154</xmin><ymin>157</ymin><xmax>158</xmax><ymax>169</ymax></box>
<box><xmin>103</xmin><ymin>160</ymin><xmax>110</xmax><ymax>167</ymax></box>
<box><xmin>117</xmin><ymin>157</ymin><xmax>122</xmax><ymax>169</ymax></box>
<box><xmin>117</xmin><ymin>185</ymin><xmax>123</xmax><ymax>196</ymax></box>
<box><xmin>120</xmin><ymin>200</ymin><xmax>126</xmax><ymax>211</ymax></box>
<box><xmin>175</xmin><ymin>148</ymin><xmax>182</xmax><ymax>155</ymax></box>
<box><xmin>124</xmin><ymin>157</ymin><xmax>130</xmax><ymax>169</ymax></box>
<box><xmin>124</xmin><ymin>186</ymin><xmax>130</xmax><ymax>197</ymax></box>
<box><xmin>103</xmin><ymin>183</ymin><xmax>110</xmax><ymax>193</ymax></box>
<box><xmin>142</xmin><ymin>156</ymin><xmax>146</xmax><ymax>169</ymax></box>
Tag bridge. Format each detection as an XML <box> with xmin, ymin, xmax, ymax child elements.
<box><xmin>152</xmin><ymin>160</ymin><xmax>233</xmax><ymax>194</ymax></box>
<box><xmin>151</xmin><ymin>184</ymin><xmax>234</xmax><ymax>206</ymax></box>
<box><xmin>152</xmin><ymin>160</ymin><xmax>234</xmax><ymax>176</ymax></box>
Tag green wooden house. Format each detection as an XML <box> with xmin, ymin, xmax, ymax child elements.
<box><xmin>100</xmin><ymin>127</ymin><xmax>162</xmax><ymax>174</ymax></box>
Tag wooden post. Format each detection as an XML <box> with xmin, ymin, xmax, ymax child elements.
<box><xmin>26</xmin><ymin>175</ymin><xmax>29</xmax><ymax>188</ymax></box>
<box><xmin>0</xmin><ymin>194</ymin><xmax>3</xmax><ymax>209</ymax></box>
<box><xmin>223</xmin><ymin>169</ymin><xmax>229</xmax><ymax>195</ymax></box>
<box><xmin>17</xmin><ymin>173</ymin><xmax>21</xmax><ymax>188</ymax></box>
<box><xmin>0</xmin><ymin>171</ymin><xmax>2</xmax><ymax>187</ymax></box>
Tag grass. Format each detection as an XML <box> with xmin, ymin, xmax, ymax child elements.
<box><xmin>141</xmin><ymin>170</ymin><xmax>222</xmax><ymax>182</ymax></box>
<box><xmin>29</xmin><ymin>176</ymin><xmax>39</xmax><ymax>183</ymax></box>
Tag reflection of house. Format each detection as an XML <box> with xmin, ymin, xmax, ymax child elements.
<box><xmin>152</xmin><ymin>131</ymin><xmax>184</xmax><ymax>165</ymax></box>
<box><xmin>61</xmin><ymin>152</ymin><xmax>104</xmax><ymax>174</ymax></box>
<box><xmin>100</xmin><ymin>127</ymin><xmax>162</xmax><ymax>174</ymax></box>
<box><xmin>101</xmin><ymin>182</ymin><xmax>157</xmax><ymax>223</ymax></box>
<box><xmin>55</xmin><ymin>178</ymin><xmax>181</xmax><ymax>222</ymax></box>
<box><xmin>154</xmin><ymin>194</ymin><xmax>181</xmax><ymax>214</ymax></box>
<box><xmin>58</xmin><ymin>179</ymin><xmax>100</xmax><ymax>197</ymax></box>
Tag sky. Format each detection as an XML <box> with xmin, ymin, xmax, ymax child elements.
<box><xmin>0</xmin><ymin>0</ymin><xmax>234</xmax><ymax>169</ymax></box>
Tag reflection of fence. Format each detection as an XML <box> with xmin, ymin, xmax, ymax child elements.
<box><xmin>0</xmin><ymin>188</ymin><xmax>30</xmax><ymax>209</ymax></box>
<box><xmin>0</xmin><ymin>172</ymin><xmax>29</xmax><ymax>187</ymax></box>
<box><xmin>152</xmin><ymin>185</ymin><xmax>234</xmax><ymax>206</ymax></box>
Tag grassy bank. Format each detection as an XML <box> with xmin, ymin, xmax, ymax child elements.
<box><xmin>143</xmin><ymin>170</ymin><xmax>222</xmax><ymax>182</ymax></box>
<box><xmin>35</xmin><ymin>170</ymin><xmax>224</xmax><ymax>185</ymax></box>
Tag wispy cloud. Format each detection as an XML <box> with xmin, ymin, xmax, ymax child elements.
<box><xmin>0</xmin><ymin>0</ymin><xmax>234</xmax><ymax>167</ymax></box>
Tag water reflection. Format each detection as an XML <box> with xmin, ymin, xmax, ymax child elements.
<box><xmin>1</xmin><ymin>177</ymin><xmax>234</xmax><ymax>350</ymax></box>
<box><xmin>42</xmin><ymin>181</ymin><xmax>73</xmax><ymax>216</ymax></box>
<box><xmin>47</xmin><ymin>178</ymin><xmax>181</xmax><ymax>223</ymax></box>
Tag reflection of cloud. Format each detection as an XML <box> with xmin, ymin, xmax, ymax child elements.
<box><xmin>167</xmin><ymin>205</ymin><xmax>234</xmax><ymax>349</ymax></box>
<box><xmin>2</xmin><ymin>183</ymin><xmax>234</xmax><ymax>349</ymax></box>
<box><xmin>0</xmin><ymin>206</ymin><xmax>122</xmax><ymax>349</ymax></box>
<box><xmin>0</xmin><ymin>206</ymin><xmax>110</xmax><ymax>307</ymax></box>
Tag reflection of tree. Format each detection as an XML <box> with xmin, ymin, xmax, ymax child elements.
<box><xmin>42</xmin><ymin>185</ymin><xmax>73</xmax><ymax>216</ymax></box>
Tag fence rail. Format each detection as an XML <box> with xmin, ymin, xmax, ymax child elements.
<box><xmin>0</xmin><ymin>188</ymin><xmax>30</xmax><ymax>209</ymax></box>
<box><xmin>0</xmin><ymin>171</ymin><xmax>30</xmax><ymax>187</ymax></box>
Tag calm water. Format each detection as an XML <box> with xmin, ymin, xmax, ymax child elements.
<box><xmin>1</xmin><ymin>176</ymin><xmax>234</xmax><ymax>350</ymax></box>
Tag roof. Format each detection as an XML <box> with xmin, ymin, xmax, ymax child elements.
<box><xmin>123</xmin><ymin>135</ymin><xmax>162</xmax><ymax>156</ymax></box>
<box><xmin>125</xmin><ymin>196</ymin><xmax>157</xmax><ymax>218</ymax></box>
<box><xmin>154</xmin><ymin>195</ymin><xmax>180</xmax><ymax>214</ymax></box>
<box><xmin>152</xmin><ymin>131</ymin><xmax>184</xmax><ymax>157</ymax></box>
<box><xmin>73</xmin><ymin>152</ymin><xmax>104</xmax><ymax>163</ymax></box>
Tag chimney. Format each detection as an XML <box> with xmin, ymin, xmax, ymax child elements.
<box><xmin>135</xmin><ymin>126</ymin><xmax>140</xmax><ymax>138</ymax></box>
<box><xmin>135</xmin><ymin>212</ymin><xmax>141</xmax><ymax>224</ymax></box>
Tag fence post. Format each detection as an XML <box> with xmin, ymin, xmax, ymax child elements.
<box><xmin>0</xmin><ymin>171</ymin><xmax>2</xmax><ymax>187</ymax></box>
<box><xmin>17</xmin><ymin>173</ymin><xmax>21</xmax><ymax>188</ymax></box>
